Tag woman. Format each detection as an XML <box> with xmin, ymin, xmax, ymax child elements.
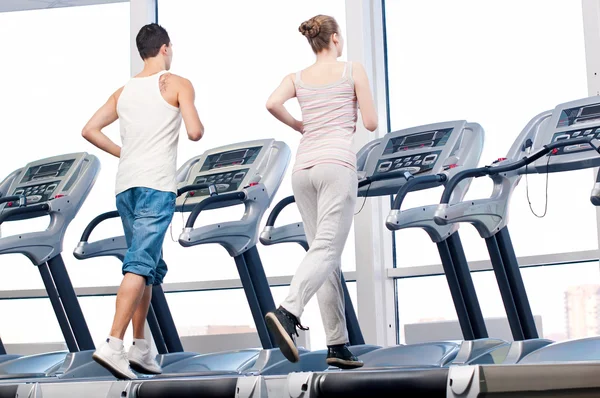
<box><xmin>264</xmin><ymin>14</ymin><xmax>378</xmax><ymax>369</ymax></box>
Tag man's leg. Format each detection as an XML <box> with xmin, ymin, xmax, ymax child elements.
<box><xmin>110</xmin><ymin>274</ymin><xmax>148</xmax><ymax>340</ymax></box>
<box><xmin>131</xmin><ymin>285</ymin><xmax>152</xmax><ymax>339</ymax></box>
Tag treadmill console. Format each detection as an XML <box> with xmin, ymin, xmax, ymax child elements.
<box><xmin>176</xmin><ymin>139</ymin><xmax>289</xmax><ymax>210</ymax></box>
<box><xmin>0</xmin><ymin>154</ymin><xmax>87</xmax><ymax>211</ymax></box>
<box><xmin>533</xmin><ymin>97</ymin><xmax>600</xmax><ymax>172</ymax></box>
<box><xmin>359</xmin><ymin>121</ymin><xmax>483</xmax><ymax>196</ymax></box>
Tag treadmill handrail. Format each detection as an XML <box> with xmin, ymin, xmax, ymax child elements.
<box><xmin>79</xmin><ymin>210</ymin><xmax>120</xmax><ymax>242</ymax></box>
<box><xmin>440</xmin><ymin>135</ymin><xmax>600</xmax><ymax>204</ymax></box>
<box><xmin>265</xmin><ymin>195</ymin><xmax>295</xmax><ymax>227</ymax></box>
<box><xmin>358</xmin><ymin>169</ymin><xmax>415</xmax><ymax>188</ymax></box>
<box><xmin>185</xmin><ymin>191</ymin><xmax>246</xmax><ymax>229</ymax></box>
<box><xmin>0</xmin><ymin>195</ymin><xmax>26</xmax><ymax>207</ymax></box>
<box><xmin>177</xmin><ymin>183</ymin><xmax>218</xmax><ymax>197</ymax></box>
<box><xmin>77</xmin><ymin>184</ymin><xmax>219</xmax><ymax>243</ymax></box>
<box><xmin>391</xmin><ymin>174</ymin><xmax>447</xmax><ymax>212</ymax></box>
<box><xmin>0</xmin><ymin>203</ymin><xmax>50</xmax><ymax>226</ymax></box>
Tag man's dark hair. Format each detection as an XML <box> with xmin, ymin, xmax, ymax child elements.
<box><xmin>136</xmin><ymin>23</ymin><xmax>170</xmax><ymax>60</ymax></box>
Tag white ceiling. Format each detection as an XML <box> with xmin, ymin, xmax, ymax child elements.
<box><xmin>0</xmin><ymin>0</ymin><xmax>128</xmax><ymax>13</ymax></box>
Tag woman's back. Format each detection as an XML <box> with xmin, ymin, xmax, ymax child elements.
<box><xmin>294</xmin><ymin>61</ymin><xmax>358</xmax><ymax>172</ymax></box>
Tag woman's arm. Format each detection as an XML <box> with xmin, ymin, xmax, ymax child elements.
<box><xmin>353</xmin><ymin>62</ymin><xmax>378</xmax><ymax>132</ymax></box>
<box><xmin>266</xmin><ymin>74</ymin><xmax>303</xmax><ymax>133</ymax></box>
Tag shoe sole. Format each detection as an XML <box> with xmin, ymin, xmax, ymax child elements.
<box><xmin>129</xmin><ymin>359</ymin><xmax>162</xmax><ymax>375</ymax></box>
<box><xmin>265</xmin><ymin>313</ymin><xmax>299</xmax><ymax>363</ymax></box>
<box><xmin>326</xmin><ymin>357</ymin><xmax>364</xmax><ymax>370</ymax></box>
<box><xmin>92</xmin><ymin>353</ymin><xmax>136</xmax><ymax>380</ymax></box>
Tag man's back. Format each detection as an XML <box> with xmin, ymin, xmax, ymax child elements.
<box><xmin>115</xmin><ymin>70</ymin><xmax>182</xmax><ymax>195</ymax></box>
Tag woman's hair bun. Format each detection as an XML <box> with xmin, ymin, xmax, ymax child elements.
<box><xmin>299</xmin><ymin>18</ymin><xmax>321</xmax><ymax>39</ymax></box>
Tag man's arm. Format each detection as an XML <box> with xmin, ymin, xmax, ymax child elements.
<box><xmin>81</xmin><ymin>87</ymin><xmax>123</xmax><ymax>158</ymax></box>
<box><xmin>266</xmin><ymin>74</ymin><xmax>303</xmax><ymax>133</ymax></box>
<box><xmin>178</xmin><ymin>78</ymin><xmax>204</xmax><ymax>141</ymax></box>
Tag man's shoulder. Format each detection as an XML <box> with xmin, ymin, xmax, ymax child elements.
<box><xmin>163</xmin><ymin>73</ymin><xmax>192</xmax><ymax>87</ymax></box>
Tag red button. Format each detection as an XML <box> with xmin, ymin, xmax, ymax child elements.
<box><xmin>249</xmin><ymin>182</ymin><xmax>258</xmax><ymax>187</ymax></box>
<box><xmin>497</xmin><ymin>157</ymin><xmax>507</xmax><ymax>162</ymax></box>
<box><xmin>55</xmin><ymin>194</ymin><xmax>65</xmax><ymax>199</ymax></box>
<box><xmin>189</xmin><ymin>191</ymin><xmax>195</xmax><ymax>196</ymax></box>
<box><xmin>447</xmin><ymin>164</ymin><xmax>458</xmax><ymax>169</ymax></box>
<box><xmin>551</xmin><ymin>148</ymin><xmax>559</xmax><ymax>155</ymax></box>
<box><xmin>7</xmin><ymin>202</ymin><xmax>12</xmax><ymax>207</ymax></box>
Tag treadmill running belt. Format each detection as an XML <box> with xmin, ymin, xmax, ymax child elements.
<box><xmin>135</xmin><ymin>376</ymin><xmax>239</xmax><ymax>398</ymax></box>
<box><xmin>313</xmin><ymin>368</ymin><xmax>449</xmax><ymax>397</ymax></box>
<box><xmin>0</xmin><ymin>385</ymin><xmax>17</xmax><ymax>398</ymax></box>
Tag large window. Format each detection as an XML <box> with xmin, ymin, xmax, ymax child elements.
<box><xmin>0</xmin><ymin>3</ymin><xmax>131</xmax><ymax>289</ymax></box>
<box><xmin>158</xmin><ymin>0</ymin><xmax>355</xmax><ymax>282</ymax></box>
<box><xmin>0</xmin><ymin>2</ymin><xmax>130</xmax><ymax>348</ymax></box>
<box><xmin>397</xmin><ymin>262</ymin><xmax>600</xmax><ymax>344</ymax></box>
<box><xmin>385</xmin><ymin>0</ymin><xmax>592</xmax><ymax>268</ymax></box>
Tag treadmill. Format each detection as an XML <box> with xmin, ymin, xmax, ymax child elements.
<box><xmin>437</xmin><ymin>97</ymin><xmax>600</xmax><ymax>397</ymax></box>
<box><xmin>235</xmin><ymin>121</ymin><xmax>548</xmax><ymax>397</ymax></box>
<box><xmin>0</xmin><ymin>153</ymin><xmax>113</xmax><ymax>391</ymax></box>
<box><xmin>17</xmin><ymin>139</ymin><xmax>355</xmax><ymax>397</ymax></box>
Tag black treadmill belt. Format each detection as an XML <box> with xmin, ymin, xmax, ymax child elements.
<box><xmin>313</xmin><ymin>368</ymin><xmax>449</xmax><ymax>397</ymax></box>
<box><xmin>136</xmin><ymin>377</ymin><xmax>239</xmax><ymax>398</ymax></box>
<box><xmin>0</xmin><ymin>385</ymin><xmax>17</xmax><ymax>398</ymax></box>
<box><xmin>149</xmin><ymin>370</ymin><xmax>239</xmax><ymax>379</ymax></box>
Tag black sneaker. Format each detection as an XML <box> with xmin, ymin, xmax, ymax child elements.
<box><xmin>326</xmin><ymin>344</ymin><xmax>364</xmax><ymax>369</ymax></box>
<box><xmin>265</xmin><ymin>306</ymin><xmax>309</xmax><ymax>363</ymax></box>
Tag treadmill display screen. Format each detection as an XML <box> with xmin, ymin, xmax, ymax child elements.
<box><xmin>382</xmin><ymin>128</ymin><xmax>453</xmax><ymax>155</ymax></box>
<box><xmin>200</xmin><ymin>146</ymin><xmax>262</xmax><ymax>171</ymax></box>
<box><xmin>557</xmin><ymin>104</ymin><xmax>600</xmax><ymax>128</ymax></box>
<box><xmin>20</xmin><ymin>159</ymin><xmax>76</xmax><ymax>183</ymax></box>
<box><xmin>548</xmin><ymin>127</ymin><xmax>600</xmax><ymax>155</ymax></box>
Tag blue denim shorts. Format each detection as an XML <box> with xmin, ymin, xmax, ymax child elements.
<box><xmin>116</xmin><ymin>187</ymin><xmax>176</xmax><ymax>285</ymax></box>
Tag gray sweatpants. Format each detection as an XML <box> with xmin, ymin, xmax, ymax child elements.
<box><xmin>281</xmin><ymin>163</ymin><xmax>357</xmax><ymax>346</ymax></box>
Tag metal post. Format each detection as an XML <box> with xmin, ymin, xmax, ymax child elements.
<box><xmin>146</xmin><ymin>304</ymin><xmax>168</xmax><ymax>355</ymax></box>
<box><xmin>485</xmin><ymin>236</ymin><xmax>525</xmax><ymax>341</ymax></box>
<box><xmin>437</xmin><ymin>241</ymin><xmax>475</xmax><ymax>340</ymax></box>
<box><xmin>234</xmin><ymin>254</ymin><xmax>274</xmax><ymax>349</ymax></box>
<box><xmin>38</xmin><ymin>263</ymin><xmax>79</xmax><ymax>352</ymax></box>
<box><xmin>151</xmin><ymin>284</ymin><xmax>184</xmax><ymax>353</ymax></box>
<box><xmin>341</xmin><ymin>274</ymin><xmax>365</xmax><ymax>345</ymax></box>
<box><xmin>496</xmin><ymin>227</ymin><xmax>538</xmax><ymax>339</ymax></box>
<box><xmin>47</xmin><ymin>255</ymin><xmax>95</xmax><ymax>351</ymax></box>
<box><xmin>447</xmin><ymin>232</ymin><xmax>489</xmax><ymax>339</ymax></box>
<box><xmin>243</xmin><ymin>247</ymin><xmax>277</xmax><ymax>315</ymax></box>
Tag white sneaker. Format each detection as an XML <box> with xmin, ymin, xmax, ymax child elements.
<box><xmin>128</xmin><ymin>341</ymin><xmax>162</xmax><ymax>375</ymax></box>
<box><xmin>92</xmin><ymin>341</ymin><xmax>137</xmax><ymax>380</ymax></box>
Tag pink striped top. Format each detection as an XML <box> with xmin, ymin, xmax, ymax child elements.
<box><xmin>293</xmin><ymin>62</ymin><xmax>358</xmax><ymax>173</ymax></box>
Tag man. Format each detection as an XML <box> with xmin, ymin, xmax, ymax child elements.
<box><xmin>81</xmin><ymin>23</ymin><xmax>204</xmax><ymax>379</ymax></box>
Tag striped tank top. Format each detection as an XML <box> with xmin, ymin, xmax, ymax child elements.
<box><xmin>293</xmin><ymin>62</ymin><xmax>358</xmax><ymax>173</ymax></box>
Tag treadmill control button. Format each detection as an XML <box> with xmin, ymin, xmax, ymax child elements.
<box><xmin>422</xmin><ymin>154</ymin><xmax>438</xmax><ymax>165</ymax></box>
<box><xmin>232</xmin><ymin>172</ymin><xmax>245</xmax><ymax>181</ymax></box>
<box><xmin>216</xmin><ymin>184</ymin><xmax>230</xmax><ymax>191</ymax></box>
<box><xmin>14</xmin><ymin>189</ymin><xmax>24</xmax><ymax>196</ymax></box>
<box><xmin>377</xmin><ymin>161</ymin><xmax>393</xmax><ymax>172</ymax></box>
<box><xmin>404</xmin><ymin>157</ymin><xmax>411</xmax><ymax>161</ymax></box>
<box><xmin>27</xmin><ymin>195</ymin><xmax>42</xmax><ymax>203</ymax></box>
<box><xmin>572</xmin><ymin>131</ymin><xmax>582</xmax><ymax>137</ymax></box>
<box><xmin>413</xmin><ymin>155</ymin><xmax>422</xmax><ymax>160</ymax></box>
<box><xmin>394</xmin><ymin>159</ymin><xmax>403</xmax><ymax>164</ymax></box>
<box><xmin>414</xmin><ymin>160</ymin><xmax>422</xmax><ymax>165</ymax></box>
<box><xmin>584</xmin><ymin>129</ymin><xmax>594</xmax><ymax>135</ymax></box>
<box><xmin>46</xmin><ymin>184</ymin><xmax>57</xmax><ymax>193</ymax></box>
<box><xmin>405</xmin><ymin>161</ymin><xmax>413</xmax><ymax>166</ymax></box>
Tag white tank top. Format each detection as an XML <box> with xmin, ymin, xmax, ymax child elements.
<box><xmin>115</xmin><ymin>70</ymin><xmax>182</xmax><ymax>195</ymax></box>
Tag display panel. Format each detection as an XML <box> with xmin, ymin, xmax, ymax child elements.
<box><xmin>200</xmin><ymin>147</ymin><xmax>262</xmax><ymax>172</ymax></box>
<box><xmin>19</xmin><ymin>159</ymin><xmax>75</xmax><ymax>184</ymax></box>
<box><xmin>557</xmin><ymin>105</ymin><xmax>600</xmax><ymax>128</ymax></box>
<box><xmin>382</xmin><ymin>128</ymin><xmax>452</xmax><ymax>155</ymax></box>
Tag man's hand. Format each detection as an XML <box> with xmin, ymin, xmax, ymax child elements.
<box><xmin>82</xmin><ymin>87</ymin><xmax>123</xmax><ymax>158</ymax></box>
